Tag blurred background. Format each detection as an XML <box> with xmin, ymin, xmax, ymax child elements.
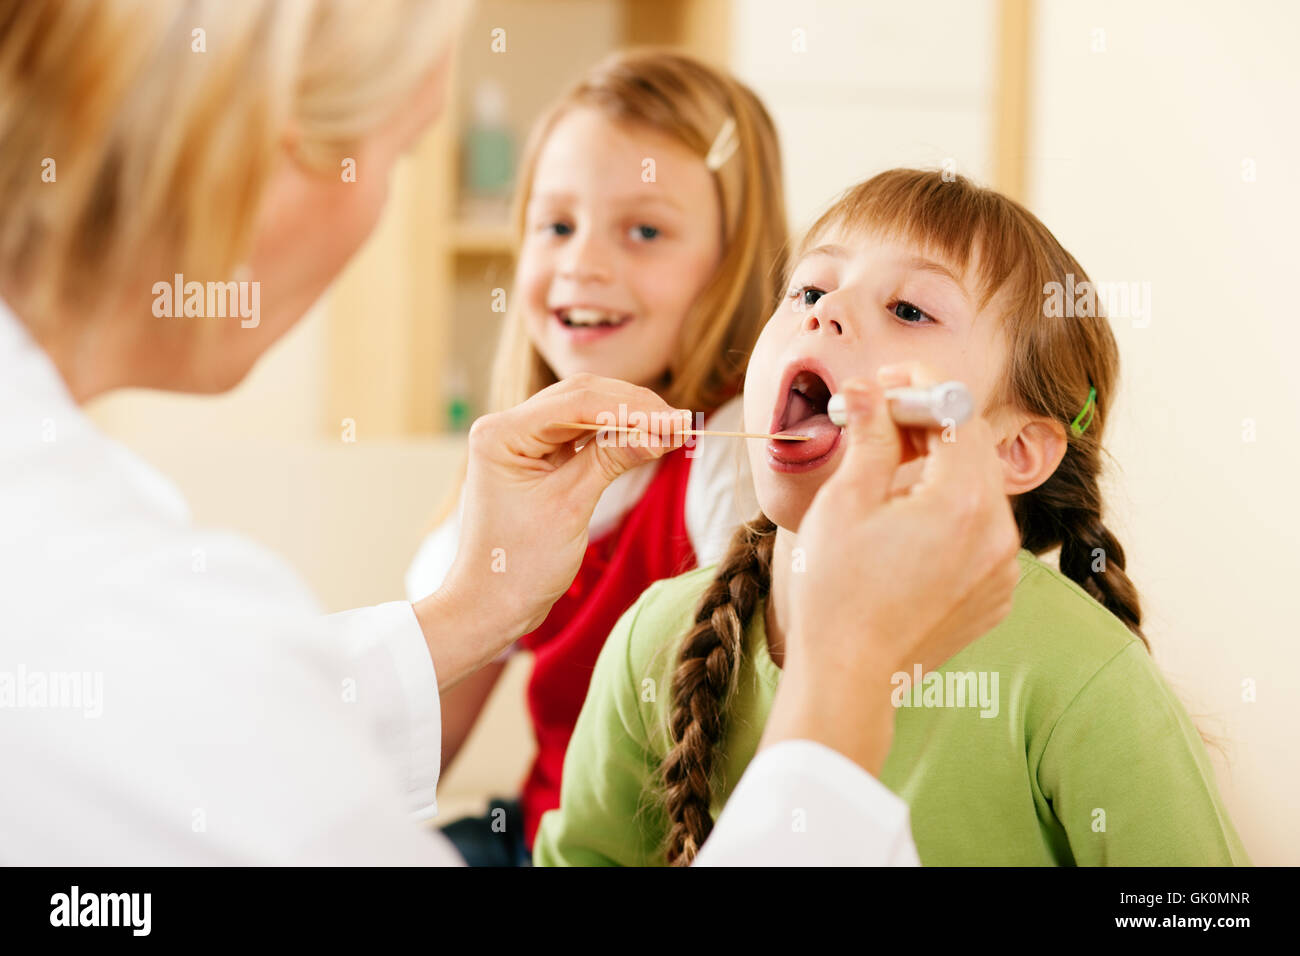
<box><xmin>87</xmin><ymin>0</ymin><xmax>1299</xmax><ymax>863</ymax></box>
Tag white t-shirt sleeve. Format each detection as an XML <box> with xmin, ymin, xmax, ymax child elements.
<box><xmin>685</xmin><ymin>396</ymin><xmax>761</xmax><ymax>567</ymax></box>
<box><xmin>694</xmin><ymin>740</ymin><xmax>921</xmax><ymax>866</ymax></box>
<box><xmin>405</xmin><ymin>500</ymin><xmax>463</xmax><ymax>602</ymax></box>
<box><xmin>405</xmin><ymin>498</ymin><xmax>518</xmax><ymax>664</ymax></box>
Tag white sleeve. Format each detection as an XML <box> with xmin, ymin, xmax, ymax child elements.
<box><xmin>685</xmin><ymin>396</ymin><xmax>760</xmax><ymax>567</ymax></box>
<box><xmin>0</xmin><ymin>325</ymin><xmax>469</xmax><ymax>865</ymax></box>
<box><xmin>693</xmin><ymin>740</ymin><xmax>921</xmax><ymax>866</ymax></box>
<box><xmin>316</xmin><ymin>602</ymin><xmax>442</xmax><ymax>821</ymax></box>
<box><xmin>3</xmin><ymin>549</ymin><xmax>463</xmax><ymax>864</ymax></box>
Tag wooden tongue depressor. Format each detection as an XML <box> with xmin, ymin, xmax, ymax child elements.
<box><xmin>553</xmin><ymin>422</ymin><xmax>812</xmax><ymax>441</ymax></box>
<box><xmin>827</xmin><ymin>381</ymin><xmax>974</xmax><ymax>428</ymax></box>
<box><xmin>555</xmin><ymin>382</ymin><xmax>972</xmax><ymax>440</ymax></box>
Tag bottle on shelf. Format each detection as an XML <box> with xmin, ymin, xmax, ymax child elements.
<box><xmin>460</xmin><ymin>79</ymin><xmax>514</xmax><ymax>224</ymax></box>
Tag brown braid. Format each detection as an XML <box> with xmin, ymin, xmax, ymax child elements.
<box><xmin>1015</xmin><ymin>448</ymin><xmax>1146</xmax><ymax>645</ymax></box>
<box><xmin>661</xmin><ymin>514</ymin><xmax>776</xmax><ymax>866</ymax></box>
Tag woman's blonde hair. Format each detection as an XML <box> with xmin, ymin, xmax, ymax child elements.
<box><xmin>0</xmin><ymin>0</ymin><xmax>462</xmax><ymax>322</ymax></box>
<box><xmin>660</xmin><ymin>168</ymin><xmax>1144</xmax><ymax>865</ymax></box>
<box><xmin>489</xmin><ymin>48</ymin><xmax>790</xmax><ymax>415</ymax></box>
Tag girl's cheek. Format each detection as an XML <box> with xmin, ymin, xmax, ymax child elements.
<box><xmin>744</xmin><ymin>322</ymin><xmax>780</xmax><ymax>387</ymax></box>
<box><xmin>742</xmin><ymin>328</ymin><xmax>783</xmax><ymax>430</ymax></box>
<box><xmin>516</xmin><ymin>256</ymin><xmax>550</xmax><ymax>314</ymax></box>
<box><xmin>648</xmin><ymin>243</ymin><xmax>710</xmax><ymax>319</ymax></box>
<box><xmin>754</xmin><ymin>322</ymin><xmax>782</xmax><ymax>372</ymax></box>
<box><xmin>623</xmin><ymin>258</ymin><xmax>670</xmax><ymax>319</ymax></box>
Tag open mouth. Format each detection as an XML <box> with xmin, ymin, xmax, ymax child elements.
<box><xmin>554</xmin><ymin>307</ymin><xmax>633</xmax><ymax>333</ymax></box>
<box><xmin>768</xmin><ymin>362</ymin><xmax>842</xmax><ymax>470</ymax></box>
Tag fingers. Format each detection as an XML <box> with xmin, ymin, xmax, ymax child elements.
<box><xmin>877</xmin><ymin>362</ymin><xmax>946</xmax><ymax>463</ymax></box>
<box><xmin>516</xmin><ymin>374</ymin><xmax>692</xmax><ymax>507</ymax></box>
<box><xmin>562</xmin><ymin>428</ymin><xmax>671</xmax><ymax>508</ymax></box>
<box><xmin>479</xmin><ymin>373</ymin><xmax>689</xmax><ymax>461</ymax></box>
<box><xmin>912</xmin><ymin>413</ymin><xmax>1002</xmax><ymax>506</ymax></box>
<box><xmin>878</xmin><ymin>360</ymin><xmax>942</xmax><ymax>389</ymax></box>
<box><xmin>844</xmin><ymin>363</ymin><xmax>1005</xmax><ymax>536</ymax></box>
<box><xmin>830</xmin><ymin>377</ymin><xmax>904</xmax><ymax>508</ymax></box>
<box><xmin>903</xmin><ymin>414</ymin><xmax>1021</xmax><ymax>602</ymax></box>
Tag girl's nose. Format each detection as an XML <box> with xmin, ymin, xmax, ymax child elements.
<box><xmin>558</xmin><ymin>232</ymin><xmax>613</xmax><ymax>283</ymax></box>
<box><xmin>800</xmin><ymin>313</ymin><xmax>842</xmax><ymax>335</ymax></box>
<box><xmin>800</xmin><ymin>293</ymin><xmax>853</xmax><ymax>339</ymax></box>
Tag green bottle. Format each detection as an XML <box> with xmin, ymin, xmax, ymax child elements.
<box><xmin>464</xmin><ymin>80</ymin><xmax>513</xmax><ymax>199</ymax></box>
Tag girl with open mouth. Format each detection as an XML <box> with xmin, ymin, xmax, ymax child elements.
<box><xmin>534</xmin><ymin>168</ymin><xmax>1250</xmax><ymax>868</ymax></box>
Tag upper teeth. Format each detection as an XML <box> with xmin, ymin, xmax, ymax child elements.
<box><xmin>564</xmin><ymin>308</ymin><xmax>624</xmax><ymax>326</ymax></box>
<box><xmin>793</xmin><ymin>378</ymin><xmax>822</xmax><ymax>396</ymax></box>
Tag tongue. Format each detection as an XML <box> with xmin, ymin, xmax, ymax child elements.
<box><xmin>772</xmin><ymin>412</ymin><xmax>840</xmax><ymax>463</ymax></box>
<box><xmin>786</xmin><ymin>390</ymin><xmax>815</xmax><ymax>423</ymax></box>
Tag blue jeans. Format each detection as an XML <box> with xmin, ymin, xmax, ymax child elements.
<box><xmin>440</xmin><ymin>797</ymin><xmax>531</xmax><ymax>867</ymax></box>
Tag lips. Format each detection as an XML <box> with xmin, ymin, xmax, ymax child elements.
<box><xmin>768</xmin><ymin>360</ymin><xmax>842</xmax><ymax>470</ymax></box>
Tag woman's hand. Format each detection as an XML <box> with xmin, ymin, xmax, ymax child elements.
<box><xmin>415</xmin><ymin>374</ymin><xmax>688</xmax><ymax>688</ymax></box>
<box><xmin>762</xmin><ymin>366</ymin><xmax>1022</xmax><ymax>774</ymax></box>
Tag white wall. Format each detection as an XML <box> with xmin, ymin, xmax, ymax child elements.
<box><xmin>1028</xmin><ymin>0</ymin><xmax>1299</xmax><ymax>864</ymax></box>
<box><xmin>731</xmin><ymin>0</ymin><xmax>1295</xmax><ymax>863</ymax></box>
<box><xmin>88</xmin><ymin>302</ymin><xmax>329</xmax><ymax>442</ymax></box>
<box><xmin>729</xmin><ymin>0</ymin><xmax>997</xmax><ymax>229</ymax></box>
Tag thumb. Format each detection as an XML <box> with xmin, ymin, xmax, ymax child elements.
<box><xmin>833</xmin><ymin>378</ymin><xmax>904</xmax><ymax>506</ymax></box>
<box><xmin>567</xmin><ymin>410</ymin><xmax>688</xmax><ymax>506</ymax></box>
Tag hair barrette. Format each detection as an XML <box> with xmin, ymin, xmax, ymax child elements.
<box><xmin>705</xmin><ymin>116</ymin><xmax>738</xmax><ymax>172</ymax></box>
<box><xmin>1070</xmin><ymin>385</ymin><xmax>1097</xmax><ymax>436</ymax></box>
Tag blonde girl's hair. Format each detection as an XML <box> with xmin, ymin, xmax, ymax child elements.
<box><xmin>489</xmin><ymin>47</ymin><xmax>791</xmax><ymax>416</ymax></box>
<box><xmin>0</xmin><ymin>0</ymin><xmax>464</xmax><ymax>323</ymax></box>
<box><xmin>660</xmin><ymin>168</ymin><xmax>1144</xmax><ymax>866</ymax></box>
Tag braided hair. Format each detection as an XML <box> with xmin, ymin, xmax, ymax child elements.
<box><xmin>660</xmin><ymin>515</ymin><xmax>776</xmax><ymax>865</ymax></box>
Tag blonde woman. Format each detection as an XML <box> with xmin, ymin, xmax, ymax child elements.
<box><xmin>0</xmin><ymin>0</ymin><xmax>1019</xmax><ymax>866</ymax></box>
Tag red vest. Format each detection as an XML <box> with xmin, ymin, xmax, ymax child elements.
<box><xmin>517</xmin><ymin>446</ymin><xmax>697</xmax><ymax>848</ymax></box>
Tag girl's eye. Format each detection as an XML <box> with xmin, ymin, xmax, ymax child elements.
<box><xmin>890</xmin><ymin>300</ymin><xmax>934</xmax><ymax>324</ymax></box>
<box><xmin>629</xmin><ymin>224</ymin><xmax>659</xmax><ymax>241</ymax></box>
<box><xmin>790</xmin><ymin>286</ymin><xmax>825</xmax><ymax>308</ymax></box>
<box><xmin>543</xmin><ymin>221</ymin><xmax>573</xmax><ymax>237</ymax></box>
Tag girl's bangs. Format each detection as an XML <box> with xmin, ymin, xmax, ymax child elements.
<box><xmin>797</xmin><ymin>169</ymin><xmax>1037</xmax><ymax>314</ymax></box>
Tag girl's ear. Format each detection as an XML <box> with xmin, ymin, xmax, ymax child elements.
<box><xmin>996</xmin><ymin>415</ymin><xmax>1068</xmax><ymax>495</ymax></box>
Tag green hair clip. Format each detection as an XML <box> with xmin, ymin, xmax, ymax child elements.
<box><xmin>1070</xmin><ymin>386</ymin><xmax>1097</xmax><ymax>436</ymax></box>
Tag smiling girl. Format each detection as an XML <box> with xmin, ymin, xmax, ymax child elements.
<box><xmin>404</xmin><ymin>50</ymin><xmax>788</xmax><ymax>865</ymax></box>
<box><xmin>533</xmin><ymin>168</ymin><xmax>1249</xmax><ymax>867</ymax></box>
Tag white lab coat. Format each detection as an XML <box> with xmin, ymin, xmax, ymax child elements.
<box><xmin>0</xmin><ymin>300</ymin><xmax>918</xmax><ymax>866</ymax></box>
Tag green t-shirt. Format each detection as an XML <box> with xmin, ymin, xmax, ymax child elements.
<box><xmin>533</xmin><ymin>550</ymin><xmax>1249</xmax><ymax>866</ymax></box>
